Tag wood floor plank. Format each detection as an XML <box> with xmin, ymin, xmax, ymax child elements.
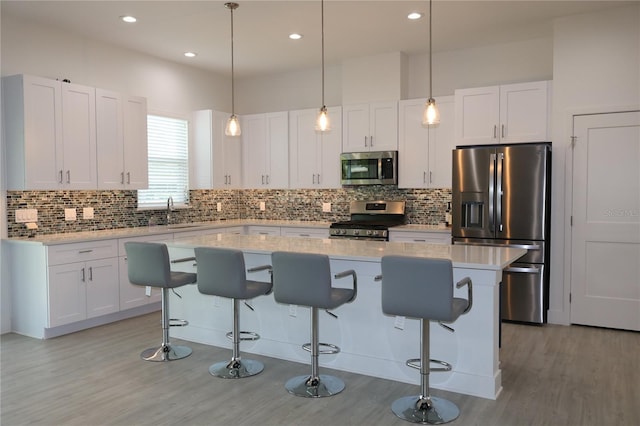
<box><xmin>2</xmin><ymin>313</ymin><xmax>639</xmax><ymax>425</ymax></box>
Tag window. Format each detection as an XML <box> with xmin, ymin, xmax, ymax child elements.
<box><xmin>137</xmin><ymin>114</ymin><xmax>190</xmax><ymax>208</ymax></box>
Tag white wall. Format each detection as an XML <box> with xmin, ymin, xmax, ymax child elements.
<box><xmin>549</xmin><ymin>3</ymin><xmax>640</xmax><ymax>325</ymax></box>
<box><xmin>0</xmin><ymin>4</ymin><xmax>10</xmax><ymax>334</ymax></box>
<box><xmin>1</xmin><ymin>15</ymin><xmax>230</xmax><ymax>115</ymax></box>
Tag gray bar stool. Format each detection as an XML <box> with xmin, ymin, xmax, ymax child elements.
<box><xmin>271</xmin><ymin>251</ymin><xmax>357</xmax><ymax>398</ymax></box>
<box><xmin>195</xmin><ymin>247</ymin><xmax>273</xmax><ymax>379</ymax></box>
<box><xmin>380</xmin><ymin>256</ymin><xmax>472</xmax><ymax>424</ymax></box>
<box><xmin>124</xmin><ymin>241</ymin><xmax>197</xmax><ymax>362</ymax></box>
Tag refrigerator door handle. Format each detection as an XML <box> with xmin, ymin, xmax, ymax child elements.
<box><xmin>453</xmin><ymin>241</ymin><xmax>541</xmax><ymax>250</ymax></box>
<box><xmin>504</xmin><ymin>265</ymin><xmax>540</xmax><ymax>274</ymax></box>
<box><xmin>496</xmin><ymin>152</ymin><xmax>504</xmax><ymax>232</ymax></box>
<box><xmin>489</xmin><ymin>153</ymin><xmax>496</xmax><ymax>232</ymax></box>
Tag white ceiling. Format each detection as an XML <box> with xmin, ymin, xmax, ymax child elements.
<box><xmin>1</xmin><ymin>1</ymin><xmax>633</xmax><ymax>78</ymax></box>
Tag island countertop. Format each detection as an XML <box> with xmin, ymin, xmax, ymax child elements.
<box><xmin>168</xmin><ymin>233</ymin><xmax>526</xmax><ymax>271</ymax></box>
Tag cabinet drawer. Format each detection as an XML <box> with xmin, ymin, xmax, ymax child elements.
<box><xmin>47</xmin><ymin>240</ymin><xmax>118</xmax><ymax>265</ymax></box>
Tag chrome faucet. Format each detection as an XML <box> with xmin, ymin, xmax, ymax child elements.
<box><xmin>167</xmin><ymin>196</ymin><xmax>174</xmax><ymax>225</ymax></box>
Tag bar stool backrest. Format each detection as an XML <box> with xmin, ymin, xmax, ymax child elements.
<box><xmin>124</xmin><ymin>241</ymin><xmax>172</xmax><ymax>288</ymax></box>
<box><xmin>381</xmin><ymin>256</ymin><xmax>458</xmax><ymax>322</ymax></box>
<box><xmin>195</xmin><ymin>247</ymin><xmax>249</xmax><ymax>299</ymax></box>
<box><xmin>271</xmin><ymin>251</ymin><xmax>332</xmax><ymax>308</ymax></box>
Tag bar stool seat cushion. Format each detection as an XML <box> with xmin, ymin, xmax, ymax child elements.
<box><xmin>126</xmin><ymin>242</ymin><xmax>196</xmax><ymax>288</ymax></box>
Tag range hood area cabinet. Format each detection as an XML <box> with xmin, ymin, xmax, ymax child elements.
<box><xmin>454</xmin><ymin>80</ymin><xmax>551</xmax><ymax>146</ymax></box>
<box><xmin>2</xmin><ymin>74</ymin><xmax>149</xmax><ymax>191</ymax></box>
<box><xmin>342</xmin><ymin>101</ymin><xmax>398</xmax><ymax>153</ymax></box>
<box><xmin>96</xmin><ymin>89</ymin><xmax>148</xmax><ymax>190</ymax></box>
<box><xmin>398</xmin><ymin>95</ymin><xmax>455</xmax><ymax>189</ymax></box>
<box><xmin>190</xmin><ymin>109</ymin><xmax>242</xmax><ymax>189</ymax></box>
<box><xmin>288</xmin><ymin>106</ymin><xmax>342</xmax><ymax>189</ymax></box>
<box><xmin>241</xmin><ymin>111</ymin><xmax>289</xmax><ymax>189</ymax></box>
<box><xmin>3</xmin><ymin>74</ymin><xmax>97</xmax><ymax>190</ymax></box>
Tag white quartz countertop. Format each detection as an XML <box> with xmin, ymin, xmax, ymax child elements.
<box><xmin>168</xmin><ymin>233</ymin><xmax>526</xmax><ymax>271</ymax></box>
<box><xmin>4</xmin><ymin>219</ymin><xmax>332</xmax><ymax>245</ymax></box>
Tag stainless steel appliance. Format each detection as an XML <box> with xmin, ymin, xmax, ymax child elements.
<box><xmin>330</xmin><ymin>200</ymin><xmax>405</xmax><ymax>241</ymax></box>
<box><xmin>340</xmin><ymin>151</ymin><xmax>398</xmax><ymax>186</ymax></box>
<box><xmin>452</xmin><ymin>142</ymin><xmax>551</xmax><ymax>324</ymax></box>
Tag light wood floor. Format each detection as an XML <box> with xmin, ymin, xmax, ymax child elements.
<box><xmin>1</xmin><ymin>313</ymin><xmax>639</xmax><ymax>426</ymax></box>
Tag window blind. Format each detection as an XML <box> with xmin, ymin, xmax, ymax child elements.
<box><xmin>138</xmin><ymin>114</ymin><xmax>189</xmax><ymax>208</ymax></box>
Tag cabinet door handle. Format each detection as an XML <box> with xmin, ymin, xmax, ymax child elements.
<box><xmin>429</xmin><ymin>171</ymin><xmax>433</xmax><ymax>184</ymax></box>
<box><xmin>423</xmin><ymin>171</ymin><xmax>426</xmax><ymax>184</ymax></box>
<box><xmin>501</xmin><ymin>124</ymin><xmax>505</xmax><ymax>138</ymax></box>
<box><xmin>81</xmin><ymin>267</ymin><xmax>86</xmax><ymax>282</ymax></box>
<box><xmin>66</xmin><ymin>170</ymin><xmax>71</xmax><ymax>184</ymax></box>
<box><xmin>89</xmin><ymin>266</ymin><xmax>93</xmax><ymax>281</ymax></box>
<box><xmin>120</xmin><ymin>172</ymin><xmax>125</xmax><ymax>184</ymax></box>
<box><xmin>261</xmin><ymin>175</ymin><xmax>265</xmax><ymax>185</ymax></box>
<box><xmin>370</xmin><ymin>135</ymin><xmax>374</xmax><ymax>146</ymax></box>
<box><xmin>59</xmin><ymin>170</ymin><xmax>64</xmax><ymax>183</ymax></box>
<box><xmin>312</xmin><ymin>174</ymin><xmax>316</xmax><ymax>184</ymax></box>
<box><xmin>78</xmin><ymin>249</ymin><xmax>93</xmax><ymax>254</ymax></box>
<box><xmin>493</xmin><ymin>125</ymin><xmax>497</xmax><ymax>139</ymax></box>
<box><xmin>126</xmin><ymin>172</ymin><xmax>131</xmax><ymax>184</ymax></box>
<box><xmin>364</xmin><ymin>136</ymin><xmax>368</xmax><ymax>147</ymax></box>
<box><xmin>266</xmin><ymin>175</ymin><xmax>270</xmax><ymax>185</ymax></box>
<box><xmin>317</xmin><ymin>174</ymin><xmax>320</xmax><ymax>184</ymax></box>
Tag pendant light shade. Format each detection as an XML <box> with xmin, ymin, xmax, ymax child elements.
<box><xmin>225</xmin><ymin>2</ymin><xmax>241</xmax><ymax>136</ymax></box>
<box><xmin>315</xmin><ymin>0</ymin><xmax>331</xmax><ymax>132</ymax></box>
<box><xmin>422</xmin><ymin>0</ymin><xmax>440</xmax><ymax>127</ymax></box>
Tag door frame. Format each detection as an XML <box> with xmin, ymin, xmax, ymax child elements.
<box><xmin>564</xmin><ymin>104</ymin><xmax>640</xmax><ymax>326</ymax></box>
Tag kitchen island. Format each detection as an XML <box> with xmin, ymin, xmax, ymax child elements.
<box><xmin>166</xmin><ymin>233</ymin><xmax>526</xmax><ymax>400</ymax></box>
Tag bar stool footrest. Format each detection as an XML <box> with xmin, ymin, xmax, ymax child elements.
<box><xmin>406</xmin><ymin>358</ymin><xmax>452</xmax><ymax>372</ymax></box>
<box><xmin>225</xmin><ymin>330</ymin><xmax>260</xmax><ymax>341</ymax></box>
<box><xmin>169</xmin><ymin>318</ymin><xmax>189</xmax><ymax>327</ymax></box>
<box><xmin>302</xmin><ymin>342</ymin><xmax>340</xmax><ymax>354</ymax></box>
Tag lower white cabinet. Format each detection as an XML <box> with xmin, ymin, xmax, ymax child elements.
<box><xmin>47</xmin><ymin>240</ymin><xmax>119</xmax><ymax>328</ymax></box>
<box><xmin>389</xmin><ymin>230</ymin><xmax>451</xmax><ymax>245</ymax></box>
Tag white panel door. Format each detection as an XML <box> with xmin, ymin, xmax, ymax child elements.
<box><xmin>571</xmin><ymin>111</ymin><xmax>640</xmax><ymax>331</ymax></box>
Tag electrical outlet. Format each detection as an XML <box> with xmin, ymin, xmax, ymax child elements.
<box><xmin>216</xmin><ymin>202</ymin><xmax>222</xmax><ymax>212</ymax></box>
<box><xmin>322</xmin><ymin>202</ymin><xmax>332</xmax><ymax>213</ymax></box>
<box><xmin>289</xmin><ymin>304</ymin><xmax>297</xmax><ymax>317</ymax></box>
<box><xmin>259</xmin><ymin>201</ymin><xmax>266</xmax><ymax>211</ymax></box>
<box><xmin>83</xmin><ymin>207</ymin><xmax>94</xmax><ymax>219</ymax></box>
<box><xmin>394</xmin><ymin>316</ymin><xmax>405</xmax><ymax>330</ymax></box>
<box><xmin>64</xmin><ymin>208</ymin><xmax>77</xmax><ymax>221</ymax></box>
<box><xmin>15</xmin><ymin>208</ymin><xmax>38</xmax><ymax>223</ymax></box>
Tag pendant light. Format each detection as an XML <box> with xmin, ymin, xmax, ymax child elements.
<box><xmin>315</xmin><ymin>0</ymin><xmax>331</xmax><ymax>132</ymax></box>
<box><xmin>225</xmin><ymin>2</ymin><xmax>241</xmax><ymax>136</ymax></box>
<box><xmin>422</xmin><ymin>0</ymin><xmax>440</xmax><ymax>126</ymax></box>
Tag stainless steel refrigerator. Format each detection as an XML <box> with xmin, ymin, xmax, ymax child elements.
<box><xmin>452</xmin><ymin>142</ymin><xmax>551</xmax><ymax>324</ymax></box>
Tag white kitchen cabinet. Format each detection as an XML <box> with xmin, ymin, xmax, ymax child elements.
<box><xmin>191</xmin><ymin>110</ymin><xmax>242</xmax><ymax>189</ymax></box>
<box><xmin>289</xmin><ymin>106</ymin><xmax>342</xmax><ymax>189</ymax></box>
<box><xmin>280</xmin><ymin>227</ymin><xmax>330</xmax><ymax>239</ymax></box>
<box><xmin>242</xmin><ymin>111</ymin><xmax>289</xmax><ymax>188</ymax></box>
<box><xmin>342</xmin><ymin>101</ymin><xmax>398</xmax><ymax>152</ymax></box>
<box><xmin>47</xmin><ymin>240</ymin><xmax>119</xmax><ymax>328</ymax></box>
<box><xmin>96</xmin><ymin>89</ymin><xmax>148</xmax><ymax>189</ymax></box>
<box><xmin>246</xmin><ymin>226</ymin><xmax>281</xmax><ymax>236</ymax></box>
<box><xmin>455</xmin><ymin>80</ymin><xmax>551</xmax><ymax>146</ymax></box>
<box><xmin>389</xmin><ymin>230</ymin><xmax>451</xmax><ymax>245</ymax></box>
<box><xmin>398</xmin><ymin>96</ymin><xmax>455</xmax><ymax>188</ymax></box>
<box><xmin>2</xmin><ymin>74</ymin><xmax>97</xmax><ymax>189</ymax></box>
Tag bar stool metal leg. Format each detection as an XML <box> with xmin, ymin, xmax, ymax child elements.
<box><xmin>391</xmin><ymin>319</ymin><xmax>459</xmax><ymax>424</ymax></box>
<box><xmin>141</xmin><ymin>288</ymin><xmax>193</xmax><ymax>362</ymax></box>
<box><xmin>285</xmin><ymin>307</ymin><xmax>345</xmax><ymax>398</ymax></box>
<box><xmin>209</xmin><ymin>299</ymin><xmax>264</xmax><ymax>378</ymax></box>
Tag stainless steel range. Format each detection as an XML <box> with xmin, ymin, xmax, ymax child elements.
<box><xmin>329</xmin><ymin>200</ymin><xmax>406</xmax><ymax>241</ymax></box>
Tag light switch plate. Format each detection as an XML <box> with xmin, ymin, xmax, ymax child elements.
<box><xmin>83</xmin><ymin>207</ymin><xmax>94</xmax><ymax>219</ymax></box>
<box><xmin>216</xmin><ymin>202</ymin><xmax>222</xmax><ymax>212</ymax></box>
<box><xmin>322</xmin><ymin>202</ymin><xmax>332</xmax><ymax>213</ymax></box>
<box><xmin>64</xmin><ymin>208</ymin><xmax>77</xmax><ymax>221</ymax></box>
<box><xmin>259</xmin><ymin>201</ymin><xmax>266</xmax><ymax>211</ymax></box>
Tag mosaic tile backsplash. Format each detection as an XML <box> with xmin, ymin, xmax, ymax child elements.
<box><xmin>6</xmin><ymin>187</ymin><xmax>451</xmax><ymax>237</ymax></box>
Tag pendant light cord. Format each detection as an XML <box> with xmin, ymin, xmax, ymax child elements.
<box><xmin>429</xmin><ymin>0</ymin><xmax>433</xmax><ymax>100</ymax></box>
<box><xmin>321</xmin><ymin>0</ymin><xmax>325</xmax><ymax>107</ymax></box>
<box><xmin>230</xmin><ymin>5</ymin><xmax>235</xmax><ymax>115</ymax></box>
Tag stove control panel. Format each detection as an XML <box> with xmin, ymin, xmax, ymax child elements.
<box><xmin>329</xmin><ymin>228</ymin><xmax>388</xmax><ymax>239</ymax></box>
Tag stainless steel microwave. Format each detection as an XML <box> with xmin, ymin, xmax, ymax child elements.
<box><xmin>340</xmin><ymin>151</ymin><xmax>398</xmax><ymax>186</ymax></box>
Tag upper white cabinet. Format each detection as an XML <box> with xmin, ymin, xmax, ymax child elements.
<box><xmin>96</xmin><ymin>89</ymin><xmax>148</xmax><ymax>189</ymax></box>
<box><xmin>3</xmin><ymin>74</ymin><xmax>97</xmax><ymax>190</ymax></box>
<box><xmin>342</xmin><ymin>101</ymin><xmax>398</xmax><ymax>152</ymax></box>
<box><xmin>398</xmin><ymin>96</ymin><xmax>455</xmax><ymax>188</ymax></box>
<box><xmin>242</xmin><ymin>111</ymin><xmax>289</xmax><ymax>189</ymax></box>
<box><xmin>191</xmin><ymin>110</ymin><xmax>242</xmax><ymax>189</ymax></box>
<box><xmin>454</xmin><ymin>80</ymin><xmax>551</xmax><ymax>145</ymax></box>
<box><xmin>289</xmin><ymin>106</ymin><xmax>342</xmax><ymax>189</ymax></box>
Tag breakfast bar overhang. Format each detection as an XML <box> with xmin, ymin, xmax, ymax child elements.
<box><xmin>165</xmin><ymin>234</ymin><xmax>526</xmax><ymax>400</ymax></box>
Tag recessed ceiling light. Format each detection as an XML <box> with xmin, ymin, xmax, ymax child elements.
<box><xmin>289</xmin><ymin>33</ymin><xmax>303</xmax><ymax>40</ymax></box>
<box><xmin>184</xmin><ymin>52</ymin><xmax>197</xmax><ymax>58</ymax></box>
<box><xmin>407</xmin><ymin>12</ymin><xmax>423</xmax><ymax>20</ymax></box>
<box><xmin>121</xmin><ymin>15</ymin><xmax>137</xmax><ymax>23</ymax></box>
